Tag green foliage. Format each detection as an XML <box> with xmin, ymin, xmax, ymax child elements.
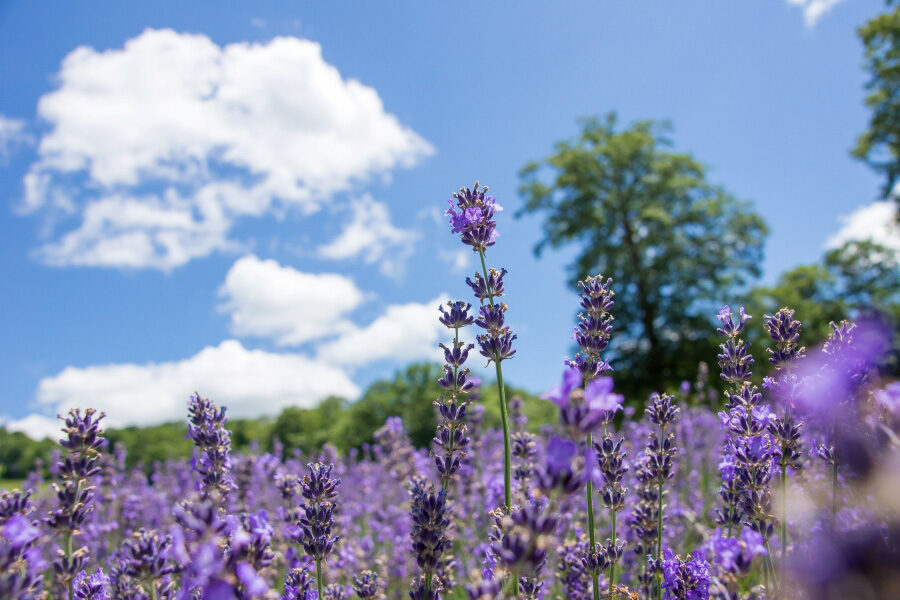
<box><xmin>854</xmin><ymin>0</ymin><xmax>900</xmax><ymax>200</ymax></box>
<box><xmin>0</xmin><ymin>428</ymin><xmax>55</xmax><ymax>479</ymax></box>
<box><xmin>518</xmin><ymin>114</ymin><xmax>768</xmax><ymax>396</ymax></box>
<box><xmin>745</xmin><ymin>240</ymin><xmax>900</xmax><ymax>366</ymax></box>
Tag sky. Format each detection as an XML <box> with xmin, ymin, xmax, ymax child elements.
<box><xmin>1</xmin><ymin>0</ymin><xmax>898</xmax><ymax>439</ymax></box>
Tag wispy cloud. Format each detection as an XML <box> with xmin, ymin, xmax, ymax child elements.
<box><xmin>0</xmin><ymin>114</ymin><xmax>32</xmax><ymax>161</ymax></box>
<box><xmin>318</xmin><ymin>195</ymin><xmax>420</xmax><ymax>277</ymax></box>
<box><xmin>787</xmin><ymin>0</ymin><xmax>848</xmax><ymax>27</ymax></box>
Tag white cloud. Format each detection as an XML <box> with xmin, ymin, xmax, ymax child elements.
<box><xmin>826</xmin><ymin>200</ymin><xmax>900</xmax><ymax>254</ymax></box>
<box><xmin>2</xmin><ymin>414</ymin><xmax>61</xmax><ymax>441</ymax></box>
<box><xmin>317</xmin><ymin>295</ymin><xmax>450</xmax><ymax>366</ymax></box>
<box><xmin>22</xmin><ymin>28</ymin><xmax>433</xmax><ymax>269</ymax></box>
<box><xmin>219</xmin><ymin>255</ymin><xmax>365</xmax><ymax>346</ymax></box>
<box><xmin>787</xmin><ymin>0</ymin><xmax>847</xmax><ymax>27</ymax></box>
<box><xmin>318</xmin><ymin>195</ymin><xmax>420</xmax><ymax>277</ymax></box>
<box><xmin>439</xmin><ymin>248</ymin><xmax>472</xmax><ymax>274</ymax></box>
<box><xmin>32</xmin><ymin>339</ymin><xmax>360</xmax><ymax>429</ymax></box>
<box><xmin>0</xmin><ymin>115</ymin><xmax>32</xmax><ymax>161</ymax></box>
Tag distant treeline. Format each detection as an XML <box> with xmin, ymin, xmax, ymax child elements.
<box><xmin>0</xmin><ymin>363</ymin><xmax>551</xmax><ymax>480</ymax></box>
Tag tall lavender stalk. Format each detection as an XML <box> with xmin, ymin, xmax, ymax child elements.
<box><xmin>47</xmin><ymin>408</ymin><xmax>106</xmax><ymax>599</ymax></box>
<box><xmin>570</xmin><ymin>275</ymin><xmax>616</xmax><ymax>600</ymax></box>
<box><xmin>714</xmin><ymin>306</ymin><xmax>755</xmax><ymax>539</ymax></box>
<box><xmin>447</xmin><ymin>182</ymin><xmax>516</xmax><ymax>514</ymax></box>
<box><xmin>295</xmin><ymin>463</ymin><xmax>341</xmax><ymax>599</ymax></box>
<box><xmin>645</xmin><ymin>393</ymin><xmax>679</xmax><ymax>600</ymax></box>
<box><xmin>763</xmin><ymin>308</ymin><xmax>805</xmax><ymax>578</ymax></box>
<box><xmin>435</xmin><ymin>300</ymin><xmax>476</xmax><ymax>492</ymax></box>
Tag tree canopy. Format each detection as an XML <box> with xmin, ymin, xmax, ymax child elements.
<box><xmin>854</xmin><ymin>0</ymin><xmax>900</xmax><ymax>201</ymax></box>
<box><xmin>518</xmin><ymin>114</ymin><xmax>768</xmax><ymax>395</ymax></box>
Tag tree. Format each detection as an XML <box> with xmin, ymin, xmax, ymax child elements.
<box><xmin>854</xmin><ymin>1</ymin><xmax>900</xmax><ymax>202</ymax></box>
<box><xmin>746</xmin><ymin>240</ymin><xmax>900</xmax><ymax>370</ymax></box>
<box><xmin>518</xmin><ymin>114</ymin><xmax>768</xmax><ymax>395</ymax></box>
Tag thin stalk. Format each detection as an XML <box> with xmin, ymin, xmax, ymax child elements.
<box><xmin>442</xmin><ymin>326</ymin><xmax>461</xmax><ymax>495</ymax></box>
<box><xmin>316</xmin><ymin>559</ymin><xmax>324</xmax><ymax>600</ymax></box>
<box><xmin>587</xmin><ymin>432</ymin><xmax>600</xmax><ymax>600</ymax></box>
<box><xmin>149</xmin><ymin>582</ymin><xmax>158</xmax><ymax>600</ymax></box>
<box><xmin>478</xmin><ymin>249</ymin><xmax>511</xmax><ymax>512</ymax></box>
<box><xmin>610</xmin><ymin>509</ymin><xmax>618</xmax><ymax>586</ymax></box>
<box><xmin>831</xmin><ymin>461</ymin><xmax>838</xmax><ymax>518</ymax></box>
<box><xmin>780</xmin><ymin>459</ymin><xmax>787</xmax><ymax>578</ymax></box>
<box><xmin>655</xmin><ymin>425</ymin><xmax>665</xmax><ymax>600</ymax></box>
<box><xmin>656</xmin><ymin>480</ymin><xmax>663</xmax><ymax>600</ymax></box>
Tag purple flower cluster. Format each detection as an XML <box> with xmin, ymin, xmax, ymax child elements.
<box><xmin>1</xmin><ymin>184</ymin><xmax>898</xmax><ymax>600</ymax></box>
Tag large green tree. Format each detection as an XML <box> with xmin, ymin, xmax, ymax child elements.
<box><xmin>854</xmin><ymin>1</ymin><xmax>900</xmax><ymax>201</ymax></box>
<box><xmin>518</xmin><ymin>114</ymin><xmax>768</xmax><ymax>394</ymax></box>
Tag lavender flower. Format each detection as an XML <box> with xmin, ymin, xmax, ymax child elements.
<box><xmin>449</xmin><ymin>182</ymin><xmax>515</xmax><ymax>520</ymax></box>
<box><xmin>0</xmin><ymin>514</ymin><xmax>45</xmax><ymax>599</ymax></box>
<box><xmin>409</xmin><ymin>478</ymin><xmax>451</xmax><ymax>598</ymax></box>
<box><xmin>186</xmin><ymin>393</ymin><xmax>235</xmax><ymax>499</ymax></box>
<box><xmin>353</xmin><ymin>570</ymin><xmax>382</xmax><ymax>599</ymax></box>
<box><xmin>281</xmin><ymin>568</ymin><xmax>314</xmax><ymax>600</ymax></box>
<box><xmin>119</xmin><ymin>528</ymin><xmax>176</xmax><ymax>598</ymax></box>
<box><xmin>446</xmin><ymin>181</ymin><xmax>502</xmax><ymax>252</ymax></box>
<box><xmin>644</xmin><ymin>392</ymin><xmax>680</xmax><ymax>600</ymax></box>
<box><xmin>294</xmin><ymin>462</ymin><xmax>341</xmax><ymax>599</ymax></box>
<box><xmin>434</xmin><ymin>301</ymin><xmax>475</xmax><ymax>489</ymax></box>
<box><xmin>47</xmin><ymin>408</ymin><xmax>106</xmax><ymax>597</ymax></box>
<box><xmin>72</xmin><ymin>568</ymin><xmax>111</xmax><ymax>599</ymax></box>
<box><xmin>659</xmin><ymin>548</ymin><xmax>710</xmax><ymax>600</ymax></box>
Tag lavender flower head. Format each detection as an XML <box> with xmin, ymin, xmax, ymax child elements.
<box><xmin>186</xmin><ymin>393</ymin><xmax>235</xmax><ymax>498</ymax></box>
<box><xmin>446</xmin><ymin>181</ymin><xmax>502</xmax><ymax>252</ymax></box>
<box><xmin>296</xmin><ymin>462</ymin><xmax>341</xmax><ymax>562</ymax></box>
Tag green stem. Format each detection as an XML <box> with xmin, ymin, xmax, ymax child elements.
<box><xmin>780</xmin><ymin>461</ymin><xmax>787</xmax><ymax>579</ymax></box>
<box><xmin>149</xmin><ymin>582</ymin><xmax>158</xmax><ymax>600</ymax></box>
<box><xmin>478</xmin><ymin>249</ymin><xmax>512</xmax><ymax>513</ymax></box>
<box><xmin>316</xmin><ymin>559</ymin><xmax>324</xmax><ymax>600</ymax></box>
<box><xmin>610</xmin><ymin>509</ymin><xmax>618</xmax><ymax>586</ymax></box>
<box><xmin>586</xmin><ymin>431</ymin><xmax>599</xmax><ymax>600</ymax></box>
<box><xmin>655</xmin><ymin>425</ymin><xmax>665</xmax><ymax>600</ymax></box>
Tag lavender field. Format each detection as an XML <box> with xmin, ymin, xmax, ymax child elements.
<box><xmin>1</xmin><ymin>182</ymin><xmax>898</xmax><ymax>600</ymax></box>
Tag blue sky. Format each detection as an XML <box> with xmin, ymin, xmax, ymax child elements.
<box><xmin>1</xmin><ymin>0</ymin><xmax>895</xmax><ymax>437</ymax></box>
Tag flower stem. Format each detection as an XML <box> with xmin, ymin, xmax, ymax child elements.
<box><xmin>780</xmin><ymin>460</ymin><xmax>787</xmax><ymax>579</ymax></box>
<box><xmin>478</xmin><ymin>249</ymin><xmax>512</xmax><ymax>513</ymax></box>
<box><xmin>655</xmin><ymin>425</ymin><xmax>665</xmax><ymax>600</ymax></box>
<box><xmin>610</xmin><ymin>509</ymin><xmax>618</xmax><ymax>586</ymax></box>
<box><xmin>586</xmin><ymin>432</ymin><xmax>600</xmax><ymax>600</ymax></box>
<box><xmin>316</xmin><ymin>559</ymin><xmax>324</xmax><ymax>600</ymax></box>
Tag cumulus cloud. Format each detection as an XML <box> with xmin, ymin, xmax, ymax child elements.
<box><xmin>826</xmin><ymin>200</ymin><xmax>900</xmax><ymax>255</ymax></box>
<box><xmin>218</xmin><ymin>255</ymin><xmax>365</xmax><ymax>346</ymax></box>
<box><xmin>317</xmin><ymin>295</ymin><xmax>450</xmax><ymax>366</ymax></box>
<box><xmin>32</xmin><ymin>339</ymin><xmax>360</xmax><ymax>430</ymax></box>
<box><xmin>318</xmin><ymin>195</ymin><xmax>420</xmax><ymax>277</ymax></box>
<box><xmin>2</xmin><ymin>414</ymin><xmax>61</xmax><ymax>441</ymax></box>
<box><xmin>0</xmin><ymin>115</ymin><xmax>32</xmax><ymax>161</ymax></box>
<box><xmin>22</xmin><ymin>28</ymin><xmax>433</xmax><ymax>269</ymax></box>
<box><xmin>787</xmin><ymin>0</ymin><xmax>847</xmax><ymax>27</ymax></box>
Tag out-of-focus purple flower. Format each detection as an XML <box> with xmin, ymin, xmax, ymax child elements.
<box><xmin>875</xmin><ymin>381</ymin><xmax>900</xmax><ymax>423</ymax></box>
<box><xmin>585</xmin><ymin>377</ymin><xmax>624</xmax><ymax>415</ymax></box>
<box><xmin>536</xmin><ymin>436</ymin><xmax>583</xmax><ymax>495</ymax></box>
<box><xmin>542</xmin><ymin>367</ymin><xmax>581</xmax><ymax>410</ymax></box>
<box><xmin>705</xmin><ymin>528</ymin><xmax>767</xmax><ymax>575</ymax></box>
